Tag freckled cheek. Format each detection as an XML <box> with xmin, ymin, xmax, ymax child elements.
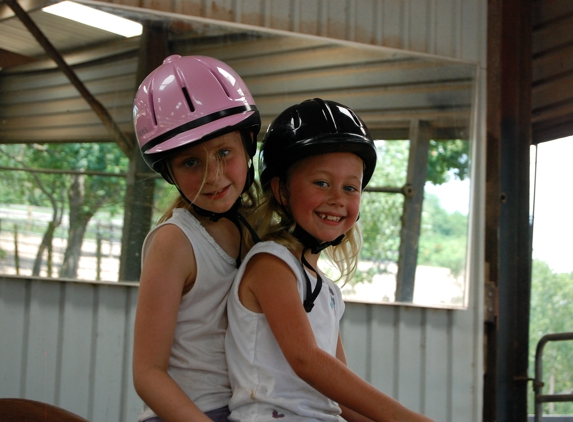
<box><xmin>348</xmin><ymin>199</ymin><xmax>361</xmax><ymax>221</ymax></box>
<box><xmin>225</xmin><ymin>158</ymin><xmax>248</xmax><ymax>180</ymax></box>
<box><xmin>289</xmin><ymin>197</ymin><xmax>316</xmax><ymax>222</ymax></box>
<box><xmin>176</xmin><ymin>172</ymin><xmax>204</xmax><ymax>195</ymax></box>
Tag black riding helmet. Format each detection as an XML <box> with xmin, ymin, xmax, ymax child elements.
<box><xmin>259</xmin><ymin>98</ymin><xmax>377</xmax><ymax>190</ymax></box>
<box><xmin>259</xmin><ymin>98</ymin><xmax>377</xmax><ymax>312</ymax></box>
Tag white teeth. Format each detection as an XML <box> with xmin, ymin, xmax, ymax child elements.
<box><xmin>319</xmin><ymin>213</ymin><xmax>341</xmax><ymax>222</ymax></box>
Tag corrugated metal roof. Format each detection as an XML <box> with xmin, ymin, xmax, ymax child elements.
<box><xmin>0</xmin><ymin>3</ymin><xmax>476</xmax><ymax>146</ymax></box>
<box><xmin>532</xmin><ymin>0</ymin><xmax>573</xmax><ymax>144</ymax></box>
<box><xmin>0</xmin><ymin>2</ymin><xmax>122</xmax><ymax>58</ymax></box>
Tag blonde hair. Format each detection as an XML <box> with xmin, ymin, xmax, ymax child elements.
<box><xmin>247</xmin><ymin>178</ymin><xmax>362</xmax><ymax>286</ymax></box>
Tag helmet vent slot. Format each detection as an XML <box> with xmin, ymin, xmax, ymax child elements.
<box><xmin>209</xmin><ymin>70</ymin><xmax>231</xmax><ymax>98</ymax></box>
<box><xmin>150</xmin><ymin>91</ymin><xmax>158</xmax><ymax>126</ymax></box>
<box><xmin>182</xmin><ymin>87</ymin><xmax>195</xmax><ymax>112</ymax></box>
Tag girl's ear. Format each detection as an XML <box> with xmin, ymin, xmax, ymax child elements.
<box><xmin>270</xmin><ymin>177</ymin><xmax>288</xmax><ymax>206</ymax></box>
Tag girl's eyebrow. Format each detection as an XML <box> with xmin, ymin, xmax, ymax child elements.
<box><xmin>311</xmin><ymin>168</ymin><xmax>361</xmax><ymax>180</ymax></box>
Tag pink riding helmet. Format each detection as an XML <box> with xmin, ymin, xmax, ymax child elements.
<box><xmin>133</xmin><ymin>55</ymin><xmax>260</xmax><ymax>174</ymax></box>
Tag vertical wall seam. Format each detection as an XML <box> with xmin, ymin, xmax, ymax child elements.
<box><xmin>262</xmin><ymin>0</ymin><xmax>270</xmax><ymax>29</ymax></box>
<box><xmin>87</xmin><ymin>286</ymin><xmax>99</xmax><ymax>421</ymax></box>
<box><xmin>201</xmin><ymin>0</ymin><xmax>208</xmax><ymax>19</ymax></box>
<box><xmin>19</xmin><ymin>279</ymin><xmax>31</xmax><ymax>397</ymax></box>
<box><xmin>428</xmin><ymin>0</ymin><xmax>437</xmax><ymax>55</ymax></box>
<box><xmin>233</xmin><ymin>0</ymin><xmax>241</xmax><ymax>23</ymax></box>
<box><xmin>420</xmin><ymin>309</ymin><xmax>427</xmax><ymax>413</ymax></box>
<box><xmin>447</xmin><ymin>310</ymin><xmax>454</xmax><ymax>422</ymax></box>
<box><xmin>366</xmin><ymin>304</ymin><xmax>373</xmax><ymax>383</ymax></box>
<box><xmin>454</xmin><ymin>0</ymin><xmax>461</xmax><ymax>59</ymax></box>
<box><xmin>119</xmin><ymin>287</ymin><xmax>133</xmax><ymax>421</ymax></box>
<box><xmin>291</xmin><ymin>0</ymin><xmax>300</xmax><ymax>34</ymax></box>
<box><xmin>347</xmin><ymin>0</ymin><xmax>356</xmax><ymax>42</ymax></box>
<box><xmin>318</xmin><ymin>0</ymin><xmax>327</xmax><ymax>37</ymax></box>
<box><xmin>54</xmin><ymin>282</ymin><xmax>66</xmax><ymax>405</ymax></box>
<box><xmin>402</xmin><ymin>0</ymin><xmax>409</xmax><ymax>52</ymax></box>
<box><xmin>393</xmin><ymin>306</ymin><xmax>401</xmax><ymax>399</ymax></box>
<box><xmin>374</xmin><ymin>0</ymin><xmax>382</xmax><ymax>45</ymax></box>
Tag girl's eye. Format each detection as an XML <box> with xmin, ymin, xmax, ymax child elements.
<box><xmin>182</xmin><ymin>158</ymin><xmax>199</xmax><ymax>168</ymax></box>
<box><xmin>314</xmin><ymin>180</ymin><xmax>328</xmax><ymax>187</ymax></box>
<box><xmin>344</xmin><ymin>185</ymin><xmax>359</xmax><ymax>193</ymax></box>
<box><xmin>218</xmin><ymin>148</ymin><xmax>230</xmax><ymax>158</ymax></box>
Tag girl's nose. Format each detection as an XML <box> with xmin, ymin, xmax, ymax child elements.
<box><xmin>328</xmin><ymin>189</ymin><xmax>344</xmax><ymax>206</ymax></box>
<box><xmin>205</xmin><ymin>159</ymin><xmax>221</xmax><ymax>183</ymax></box>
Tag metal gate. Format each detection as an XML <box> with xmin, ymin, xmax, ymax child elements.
<box><xmin>534</xmin><ymin>332</ymin><xmax>573</xmax><ymax>422</ymax></box>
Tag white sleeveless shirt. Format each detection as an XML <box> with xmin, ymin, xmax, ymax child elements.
<box><xmin>226</xmin><ymin>241</ymin><xmax>345</xmax><ymax>422</ymax></box>
<box><xmin>138</xmin><ymin>208</ymin><xmax>236</xmax><ymax>421</ymax></box>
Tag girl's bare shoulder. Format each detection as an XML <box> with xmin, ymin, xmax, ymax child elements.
<box><xmin>141</xmin><ymin>223</ymin><xmax>196</xmax><ymax>292</ymax></box>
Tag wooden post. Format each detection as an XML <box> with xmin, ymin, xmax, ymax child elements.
<box><xmin>484</xmin><ymin>0</ymin><xmax>533</xmax><ymax>420</ymax></box>
<box><xmin>395</xmin><ymin>119</ymin><xmax>431</xmax><ymax>303</ymax></box>
<box><xmin>118</xmin><ymin>23</ymin><xmax>168</xmax><ymax>281</ymax></box>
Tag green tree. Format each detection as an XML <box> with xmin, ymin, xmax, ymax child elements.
<box><xmin>528</xmin><ymin>260</ymin><xmax>573</xmax><ymax>415</ymax></box>
<box><xmin>357</xmin><ymin>139</ymin><xmax>470</xmax><ymax>284</ymax></box>
<box><xmin>0</xmin><ymin>145</ymin><xmax>68</xmax><ymax>276</ymax></box>
<box><xmin>357</xmin><ymin>141</ymin><xmax>406</xmax><ymax>282</ymax></box>
<box><xmin>418</xmin><ymin>194</ymin><xmax>468</xmax><ymax>276</ymax></box>
<box><xmin>427</xmin><ymin>139</ymin><xmax>470</xmax><ymax>184</ymax></box>
<box><xmin>39</xmin><ymin>143</ymin><xmax>128</xmax><ymax>278</ymax></box>
<box><xmin>0</xmin><ymin>142</ymin><xmax>129</xmax><ymax>279</ymax></box>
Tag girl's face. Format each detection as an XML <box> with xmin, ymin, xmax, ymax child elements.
<box><xmin>169</xmin><ymin>131</ymin><xmax>249</xmax><ymax>214</ymax></box>
<box><xmin>278</xmin><ymin>152</ymin><xmax>363</xmax><ymax>244</ymax></box>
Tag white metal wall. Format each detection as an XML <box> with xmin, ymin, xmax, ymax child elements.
<box><xmin>0</xmin><ymin>277</ymin><xmax>141</xmax><ymax>421</ymax></box>
<box><xmin>0</xmin><ymin>1</ymin><xmax>487</xmax><ymax>421</ymax></box>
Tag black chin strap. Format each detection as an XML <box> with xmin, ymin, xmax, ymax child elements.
<box><xmin>291</xmin><ymin>225</ymin><xmax>344</xmax><ymax>312</ymax></box>
<box><xmin>192</xmin><ymin>199</ymin><xmax>261</xmax><ymax>268</ymax></box>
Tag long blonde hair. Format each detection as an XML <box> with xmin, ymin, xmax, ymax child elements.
<box><xmin>246</xmin><ymin>178</ymin><xmax>362</xmax><ymax>286</ymax></box>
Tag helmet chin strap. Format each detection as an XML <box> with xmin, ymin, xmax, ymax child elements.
<box><xmin>174</xmin><ymin>184</ymin><xmax>260</xmax><ymax>269</ymax></box>
<box><xmin>291</xmin><ymin>225</ymin><xmax>344</xmax><ymax>312</ymax></box>
<box><xmin>192</xmin><ymin>199</ymin><xmax>260</xmax><ymax>268</ymax></box>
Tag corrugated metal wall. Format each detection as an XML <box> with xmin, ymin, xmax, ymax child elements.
<box><xmin>0</xmin><ymin>1</ymin><xmax>487</xmax><ymax>421</ymax></box>
<box><xmin>0</xmin><ymin>276</ymin><xmax>140</xmax><ymax>421</ymax></box>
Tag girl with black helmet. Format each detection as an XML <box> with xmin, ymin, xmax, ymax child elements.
<box><xmin>226</xmin><ymin>99</ymin><xmax>434</xmax><ymax>422</ymax></box>
<box><xmin>132</xmin><ymin>55</ymin><xmax>261</xmax><ymax>422</ymax></box>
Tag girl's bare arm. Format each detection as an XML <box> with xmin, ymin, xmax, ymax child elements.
<box><xmin>242</xmin><ymin>253</ymin><xmax>435</xmax><ymax>422</ymax></box>
<box><xmin>133</xmin><ymin>225</ymin><xmax>212</xmax><ymax>422</ymax></box>
<box><xmin>335</xmin><ymin>335</ymin><xmax>377</xmax><ymax>422</ymax></box>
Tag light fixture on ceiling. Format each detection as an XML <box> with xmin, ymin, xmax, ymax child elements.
<box><xmin>42</xmin><ymin>1</ymin><xmax>142</xmax><ymax>38</ymax></box>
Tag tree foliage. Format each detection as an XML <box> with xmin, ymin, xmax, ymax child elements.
<box><xmin>418</xmin><ymin>194</ymin><xmax>468</xmax><ymax>276</ymax></box>
<box><xmin>528</xmin><ymin>260</ymin><xmax>573</xmax><ymax>415</ymax></box>
<box><xmin>357</xmin><ymin>139</ymin><xmax>469</xmax><ymax>284</ymax></box>
<box><xmin>0</xmin><ymin>137</ymin><xmax>470</xmax><ymax>281</ymax></box>
<box><xmin>359</xmin><ymin>140</ymin><xmax>407</xmax><ymax>259</ymax></box>
<box><xmin>427</xmin><ymin>139</ymin><xmax>470</xmax><ymax>184</ymax></box>
<box><xmin>0</xmin><ymin>142</ymin><xmax>128</xmax><ymax>278</ymax></box>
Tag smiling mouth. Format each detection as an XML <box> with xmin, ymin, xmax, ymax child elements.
<box><xmin>205</xmin><ymin>186</ymin><xmax>229</xmax><ymax>198</ymax></box>
<box><xmin>318</xmin><ymin>213</ymin><xmax>342</xmax><ymax>222</ymax></box>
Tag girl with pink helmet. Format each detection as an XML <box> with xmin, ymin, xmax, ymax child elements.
<box><xmin>132</xmin><ymin>55</ymin><xmax>260</xmax><ymax>422</ymax></box>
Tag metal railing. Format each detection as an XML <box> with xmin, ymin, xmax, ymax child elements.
<box><xmin>534</xmin><ymin>332</ymin><xmax>573</xmax><ymax>422</ymax></box>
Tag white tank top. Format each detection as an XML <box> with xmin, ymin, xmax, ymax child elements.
<box><xmin>226</xmin><ymin>241</ymin><xmax>345</xmax><ymax>422</ymax></box>
<box><xmin>139</xmin><ymin>208</ymin><xmax>236</xmax><ymax>421</ymax></box>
